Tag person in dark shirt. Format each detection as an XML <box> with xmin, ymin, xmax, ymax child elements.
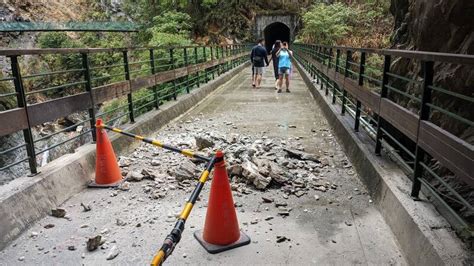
<box><xmin>250</xmin><ymin>38</ymin><xmax>269</xmax><ymax>88</ymax></box>
<box><xmin>269</xmin><ymin>40</ymin><xmax>282</xmax><ymax>90</ymax></box>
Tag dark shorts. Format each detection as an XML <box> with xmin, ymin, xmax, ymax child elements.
<box><xmin>278</xmin><ymin>67</ymin><xmax>290</xmax><ymax>75</ymax></box>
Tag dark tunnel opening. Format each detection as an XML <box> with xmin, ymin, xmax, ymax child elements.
<box><xmin>263</xmin><ymin>22</ymin><xmax>290</xmax><ymax>52</ymax></box>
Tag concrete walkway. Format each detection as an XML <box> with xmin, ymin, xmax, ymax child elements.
<box><xmin>0</xmin><ymin>66</ymin><xmax>406</xmax><ymax>265</ymax></box>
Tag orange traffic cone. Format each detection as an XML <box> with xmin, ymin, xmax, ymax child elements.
<box><xmin>194</xmin><ymin>151</ymin><xmax>250</xmax><ymax>253</ymax></box>
<box><xmin>89</xmin><ymin>119</ymin><xmax>122</xmax><ymax>187</ymax></box>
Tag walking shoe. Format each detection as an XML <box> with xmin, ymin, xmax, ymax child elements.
<box><xmin>277</xmin><ymin>89</ymin><xmax>282</xmax><ymax>93</ymax></box>
<box><xmin>286</xmin><ymin>89</ymin><xmax>291</xmax><ymax>93</ymax></box>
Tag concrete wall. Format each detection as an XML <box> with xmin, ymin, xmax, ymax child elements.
<box><xmin>254</xmin><ymin>15</ymin><xmax>297</xmax><ymax>41</ymax></box>
<box><xmin>0</xmin><ymin>62</ymin><xmax>250</xmax><ymax>250</ymax></box>
<box><xmin>294</xmin><ymin>61</ymin><xmax>472</xmax><ymax>265</ymax></box>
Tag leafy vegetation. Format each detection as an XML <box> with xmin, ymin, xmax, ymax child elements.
<box><xmin>0</xmin><ymin>72</ymin><xmax>16</xmax><ymax>111</ymax></box>
<box><xmin>298</xmin><ymin>1</ymin><xmax>392</xmax><ymax>48</ymax></box>
<box><xmin>299</xmin><ymin>3</ymin><xmax>353</xmax><ymax>45</ymax></box>
<box><xmin>147</xmin><ymin>11</ymin><xmax>192</xmax><ymax>47</ymax></box>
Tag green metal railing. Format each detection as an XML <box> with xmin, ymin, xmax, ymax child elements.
<box><xmin>294</xmin><ymin>43</ymin><xmax>474</xmax><ymax>245</ymax></box>
<box><xmin>0</xmin><ymin>44</ymin><xmax>250</xmax><ymax>177</ymax></box>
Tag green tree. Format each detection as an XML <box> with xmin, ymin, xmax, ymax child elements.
<box><xmin>147</xmin><ymin>11</ymin><xmax>192</xmax><ymax>46</ymax></box>
<box><xmin>299</xmin><ymin>3</ymin><xmax>353</xmax><ymax>45</ymax></box>
<box><xmin>37</xmin><ymin>32</ymin><xmax>79</xmax><ymax>49</ymax></box>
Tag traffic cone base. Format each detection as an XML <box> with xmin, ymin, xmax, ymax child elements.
<box><xmin>193</xmin><ymin>230</ymin><xmax>250</xmax><ymax>254</ymax></box>
<box><xmin>88</xmin><ymin>179</ymin><xmax>121</xmax><ymax>188</ymax></box>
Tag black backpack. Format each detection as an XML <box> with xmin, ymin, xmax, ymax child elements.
<box><xmin>252</xmin><ymin>55</ymin><xmax>263</xmax><ymax>64</ymax></box>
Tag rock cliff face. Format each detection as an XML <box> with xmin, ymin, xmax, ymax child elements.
<box><xmin>390</xmin><ymin>0</ymin><xmax>473</xmax><ymax>139</ymax></box>
<box><xmin>390</xmin><ymin>0</ymin><xmax>473</xmax><ymax>232</ymax></box>
<box><xmin>391</xmin><ymin>0</ymin><xmax>474</xmax><ymax>54</ymax></box>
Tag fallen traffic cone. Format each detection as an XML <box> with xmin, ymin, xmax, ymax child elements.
<box><xmin>89</xmin><ymin>119</ymin><xmax>122</xmax><ymax>188</ymax></box>
<box><xmin>194</xmin><ymin>151</ymin><xmax>250</xmax><ymax>253</ymax></box>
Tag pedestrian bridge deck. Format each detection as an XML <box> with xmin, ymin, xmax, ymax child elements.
<box><xmin>0</xmin><ymin>66</ymin><xmax>407</xmax><ymax>264</ymax></box>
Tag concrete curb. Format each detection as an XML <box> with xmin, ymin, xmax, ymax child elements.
<box><xmin>0</xmin><ymin>62</ymin><xmax>250</xmax><ymax>250</ymax></box>
<box><xmin>294</xmin><ymin>62</ymin><xmax>471</xmax><ymax>265</ymax></box>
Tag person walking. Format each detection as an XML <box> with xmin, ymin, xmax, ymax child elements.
<box><xmin>276</xmin><ymin>41</ymin><xmax>293</xmax><ymax>93</ymax></box>
<box><xmin>269</xmin><ymin>40</ymin><xmax>282</xmax><ymax>90</ymax></box>
<box><xmin>250</xmin><ymin>38</ymin><xmax>269</xmax><ymax>88</ymax></box>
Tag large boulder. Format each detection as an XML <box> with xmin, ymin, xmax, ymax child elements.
<box><xmin>268</xmin><ymin>161</ymin><xmax>289</xmax><ymax>184</ymax></box>
<box><xmin>228</xmin><ymin>164</ymin><xmax>243</xmax><ymax>177</ymax></box>
<box><xmin>283</xmin><ymin>148</ymin><xmax>320</xmax><ymax>163</ymax></box>
<box><xmin>195</xmin><ymin>135</ymin><xmax>214</xmax><ymax>150</ymax></box>
<box><xmin>253</xmin><ymin>158</ymin><xmax>271</xmax><ymax>176</ymax></box>
<box><xmin>241</xmin><ymin>160</ymin><xmax>271</xmax><ymax>190</ymax></box>
<box><xmin>173</xmin><ymin>160</ymin><xmax>198</xmax><ymax>181</ymax></box>
<box><xmin>254</xmin><ymin>158</ymin><xmax>288</xmax><ymax>185</ymax></box>
<box><xmin>126</xmin><ymin>171</ymin><xmax>144</xmax><ymax>182</ymax></box>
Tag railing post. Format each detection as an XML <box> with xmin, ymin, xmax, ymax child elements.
<box><xmin>81</xmin><ymin>53</ymin><xmax>96</xmax><ymax>141</ymax></box>
<box><xmin>318</xmin><ymin>45</ymin><xmax>321</xmax><ymax>60</ymax></box>
<box><xmin>230</xmin><ymin>45</ymin><xmax>234</xmax><ymax>68</ymax></box>
<box><xmin>194</xmin><ymin>46</ymin><xmax>200</xmax><ymax>88</ymax></box>
<box><xmin>411</xmin><ymin>61</ymin><xmax>434</xmax><ymax>198</ymax></box>
<box><xmin>122</xmin><ymin>50</ymin><xmax>134</xmax><ymax>123</ymax></box>
<box><xmin>169</xmin><ymin>48</ymin><xmax>177</xmax><ymax>100</ymax></box>
<box><xmin>341</xmin><ymin>50</ymin><xmax>352</xmax><ymax>115</ymax></box>
<box><xmin>375</xmin><ymin>55</ymin><xmax>391</xmax><ymax>155</ymax></box>
<box><xmin>230</xmin><ymin>45</ymin><xmax>233</xmax><ymax>68</ymax></box>
<box><xmin>324</xmin><ymin>47</ymin><xmax>328</xmax><ymax>67</ymax></box>
<box><xmin>355</xmin><ymin>52</ymin><xmax>366</xmax><ymax>132</ymax></box>
<box><xmin>224</xmin><ymin>46</ymin><xmax>228</xmax><ymax>71</ymax></box>
<box><xmin>221</xmin><ymin>46</ymin><xmax>225</xmax><ymax>73</ymax></box>
<box><xmin>221</xmin><ymin>46</ymin><xmax>225</xmax><ymax>70</ymax></box>
<box><xmin>320</xmin><ymin>47</ymin><xmax>326</xmax><ymax>86</ymax></box>
<box><xmin>216</xmin><ymin>46</ymin><xmax>221</xmax><ymax>76</ymax></box>
<box><xmin>10</xmin><ymin>55</ymin><xmax>38</xmax><ymax>175</ymax></box>
<box><xmin>149</xmin><ymin>48</ymin><xmax>159</xmax><ymax>109</ymax></box>
<box><xmin>233</xmin><ymin>45</ymin><xmax>235</xmax><ymax>66</ymax></box>
<box><xmin>184</xmin><ymin>48</ymin><xmax>189</xmax><ymax>93</ymax></box>
<box><xmin>313</xmin><ymin>46</ymin><xmax>319</xmax><ymax>85</ymax></box>
<box><xmin>332</xmin><ymin>49</ymin><xmax>341</xmax><ymax>103</ymax></box>
<box><xmin>327</xmin><ymin>48</ymin><xmax>333</xmax><ymax>71</ymax></box>
<box><xmin>210</xmin><ymin>46</ymin><xmax>215</xmax><ymax>80</ymax></box>
<box><xmin>203</xmin><ymin>47</ymin><xmax>208</xmax><ymax>83</ymax></box>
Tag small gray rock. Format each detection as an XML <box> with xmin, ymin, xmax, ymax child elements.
<box><xmin>51</xmin><ymin>208</ymin><xmax>66</xmax><ymax>218</ymax></box>
<box><xmin>80</xmin><ymin>203</ymin><xmax>91</xmax><ymax>212</ymax></box>
<box><xmin>106</xmin><ymin>245</ymin><xmax>120</xmax><ymax>260</ymax></box>
<box><xmin>283</xmin><ymin>148</ymin><xmax>321</xmax><ymax>163</ymax></box>
<box><xmin>87</xmin><ymin>235</ymin><xmax>101</xmax><ymax>251</ymax></box>
<box><xmin>195</xmin><ymin>136</ymin><xmax>214</xmax><ymax>150</ymax></box>
<box><xmin>141</xmin><ymin>168</ymin><xmax>157</xmax><ymax>180</ymax></box>
<box><xmin>126</xmin><ymin>171</ymin><xmax>144</xmax><ymax>182</ymax></box>
<box><xmin>118</xmin><ymin>181</ymin><xmax>130</xmax><ymax>191</ymax></box>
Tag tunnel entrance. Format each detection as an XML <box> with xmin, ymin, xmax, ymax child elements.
<box><xmin>263</xmin><ymin>22</ymin><xmax>290</xmax><ymax>52</ymax></box>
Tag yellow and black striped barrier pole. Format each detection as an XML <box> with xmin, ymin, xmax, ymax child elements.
<box><xmin>151</xmin><ymin>155</ymin><xmax>219</xmax><ymax>266</ymax></box>
<box><xmin>96</xmin><ymin>121</ymin><xmax>219</xmax><ymax>265</ymax></box>
<box><xmin>97</xmin><ymin>124</ymin><xmax>211</xmax><ymax>162</ymax></box>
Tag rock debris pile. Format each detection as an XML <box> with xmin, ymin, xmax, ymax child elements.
<box><xmin>114</xmin><ymin>124</ymin><xmax>351</xmax><ymax>201</ymax></box>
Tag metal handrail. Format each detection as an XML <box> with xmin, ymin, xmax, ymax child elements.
<box><xmin>293</xmin><ymin>43</ymin><xmax>474</xmax><ymax>243</ymax></box>
<box><xmin>0</xmin><ymin>44</ymin><xmax>251</xmax><ymax>177</ymax></box>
